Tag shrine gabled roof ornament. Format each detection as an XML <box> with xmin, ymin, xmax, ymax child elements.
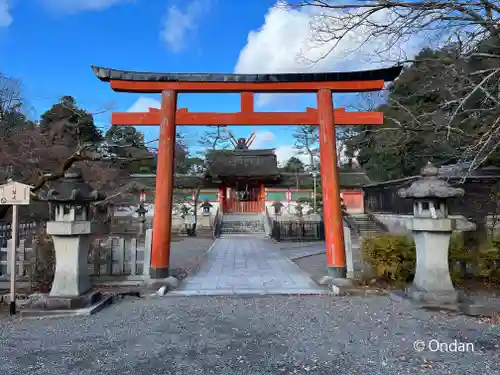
<box><xmin>227</xmin><ymin>129</ymin><xmax>258</xmax><ymax>150</ymax></box>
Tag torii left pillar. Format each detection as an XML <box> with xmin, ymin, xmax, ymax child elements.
<box><xmin>151</xmin><ymin>90</ymin><xmax>177</xmax><ymax>278</ymax></box>
<box><xmin>317</xmin><ymin>89</ymin><xmax>346</xmax><ymax>278</ymax></box>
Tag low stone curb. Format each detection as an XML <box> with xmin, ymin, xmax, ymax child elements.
<box><xmin>390</xmin><ymin>290</ymin><xmax>500</xmax><ymax>318</ymax></box>
<box><xmin>19</xmin><ymin>294</ymin><xmax>114</xmax><ymax>319</ymax></box>
<box><xmin>287</xmin><ymin>250</ymin><xmax>326</xmax><ymax>261</ymax></box>
<box><xmin>318</xmin><ymin>276</ymin><xmax>390</xmax><ymax>296</ymax></box>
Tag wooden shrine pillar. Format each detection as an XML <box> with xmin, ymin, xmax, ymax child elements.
<box><xmin>151</xmin><ymin>90</ymin><xmax>177</xmax><ymax>279</ymax></box>
<box><xmin>218</xmin><ymin>183</ymin><xmax>226</xmax><ymax>213</ymax></box>
<box><xmin>260</xmin><ymin>183</ymin><xmax>265</xmax><ymax>212</ymax></box>
<box><xmin>317</xmin><ymin>89</ymin><xmax>346</xmax><ymax>278</ymax></box>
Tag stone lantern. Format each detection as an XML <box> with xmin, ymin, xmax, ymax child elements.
<box><xmin>200</xmin><ymin>200</ymin><xmax>213</xmax><ymax>216</ymax></box>
<box><xmin>38</xmin><ymin>167</ymin><xmax>105</xmax><ymax>306</ymax></box>
<box><xmin>397</xmin><ymin>162</ymin><xmax>464</xmax><ymax>304</ymax></box>
<box><xmin>271</xmin><ymin>200</ymin><xmax>284</xmax><ymax>218</ymax></box>
<box><xmin>136</xmin><ymin>203</ymin><xmax>148</xmax><ymax>235</ymax></box>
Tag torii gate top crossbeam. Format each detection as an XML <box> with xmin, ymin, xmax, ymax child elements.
<box><xmin>91</xmin><ymin>65</ymin><xmax>402</xmax><ymax>93</ymax></box>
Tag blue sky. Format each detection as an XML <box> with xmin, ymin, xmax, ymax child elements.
<box><xmin>0</xmin><ymin>0</ymin><xmax>406</xmax><ymax>165</ymax></box>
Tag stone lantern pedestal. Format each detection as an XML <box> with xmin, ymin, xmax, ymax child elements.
<box><xmin>398</xmin><ymin>162</ymin><xmax>464</xmax><ymax>305</ymax></box>
<box><xmin>46</xmin><ymin>221</ymin><xmax>95</xmax><ymax>298</ymax></box>
<box><xmin>22</xmin><ymin>168</ymin><xmax>111</xmax><ymax>316</ymax></box>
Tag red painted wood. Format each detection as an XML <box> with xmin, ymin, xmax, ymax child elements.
<box><xmin>111</xmin><ymin>108</ymin><xmax>383</xmax><ymax>126</ymax></box>
<box><xmin>342</xmin><ymin>191</ymin><xmax>364</xmax><ymax>213</ymax></box>
<box><xmin>241</xmin><ymin>92</ymin><xmax>254</xmax><ymax>112</ymax></box>
<box><xmin>109</xmin><ymin>79</ymin><xmax>385</xmax><ymax>93</ymax></box>
<box><xmin>151</xmin><ymin>90</ymin><xmax>177</xmax><ymax>274</ymax></box>
<box><xmin>224</xmin><ymin>185</ymin><xmax>264</xmax><ymax>213</ymax></box>
<box><xmin>318</xmin><ymin>89</ymin><xmax>346</xmax><ymax>269</ymax></box>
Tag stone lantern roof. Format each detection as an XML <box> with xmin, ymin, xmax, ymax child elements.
<box><xmin>397</xmin><ymin>162</ymin><xmax>465</xmax><ymax>199</ymax></box>
<box><xmin>200</xmin><ymin>200</ymin><xmax>213</xmax><ymax>208</ymax></box>
<box><xmin>135</xmin><ymin>204</ymin><xmax>147</xmax><ymax>215</ymax></box>
<box><xmin>39</xmin><ymin>167</ymin><xmax>105</xmax><ymax>203</ymax></box>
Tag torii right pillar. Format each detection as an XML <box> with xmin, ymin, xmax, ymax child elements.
<box><xmin>317</xmin><ymin>89</ymin><xmax>346</xmax><ymax>278</ymax></box>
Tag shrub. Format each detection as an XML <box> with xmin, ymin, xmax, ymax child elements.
<box><xmin>361</xmin><ymin>234</ymin><xmax>415</xmax><ymax>283</ymax></box>
<box><xmin>474</xmin><ymin>238</ymin><xmax>500</xmax><ymax>282</ymax></box>
<box><xmin>362</xmin><ymin>232</ymin><xmax>500</xmax><ymax>285</ymax></box>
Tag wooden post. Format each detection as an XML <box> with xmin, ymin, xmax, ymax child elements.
<box><xmin>317</xmin><ymin>89</ymin><xmax>346</xmax><ymax>278</ymax></box>
<box><xmin>10</xmin><ymin>205</ymin><xmax>17</xmax><ymax>315</ymax></box>
<box><xmin>150</xmin><ymin>90</ymin><xmax>177</xmax><ymax>279</ymax></box>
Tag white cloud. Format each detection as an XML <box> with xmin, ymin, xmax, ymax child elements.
<box><xmin>160</xmin><ymin>0</ymin><xmax>209</xmax><ymax>52</ymax></box>
<box><xmin>235</xmin><ymin>2</ymin><xmax>424</xmax><ymax>107</ymax></box>
<box><xmin>0</xmin><ymin>0</ymin><xmax>12</xmax><ymax>27</ymax></box>
<box><xmin>274</xmin><ymin>145</ymin><xmax>312</xmax><ymax>167</ymax></box>
<box><xmin>250</xmin><ymin>130</ymin><xmax>275</xmax><ymax>149</ymax></box>
<box><xmin>127</xmin><ymin>97</ymin><xmax>161</xmax><ymax>112</ymax></box>
<box><xmin>42</xmin><ymin>0</ymin><xmax>133</xmax><ymax>13</ymax></box>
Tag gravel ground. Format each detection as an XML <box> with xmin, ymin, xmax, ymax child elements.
<box><xmin>1</xmin><ymin>295</ymin><xmax>499</xmax><ymax>374</ymax></box>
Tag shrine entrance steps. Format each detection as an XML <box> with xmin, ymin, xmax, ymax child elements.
<box><xmin>168</xmin><ymin>236</ymin><xmax>325</xmax><ymax>296</ymax></box>
<box><xmin>350</xmin><ymin>213</ymin><xmax>386</xmax><ymax>237</ymax></box>
<box><xmin>219</xmin><ymin>213</ymin><xmax>266</xmax><ymax>238</ymax></box>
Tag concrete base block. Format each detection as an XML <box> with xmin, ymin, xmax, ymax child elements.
<box><xmin>392</xmin><ymin>289</ymin><xmax>500</xmax><ymax>318</ymax></box>
<box><xmin>148</xmin><ymin>276</ymin><xmax>180</xmax><ymax>293</ymax></box>
<box><xmin>459</xmin><ymin>302</ymin><xmax>500</xmax><ymax>317</ymax></box>
<box><xmin>319</xmin><ymin>276</ymin><xmax>355</xmax><ymax>296</ymax></box>
<box><xmin>406</xmin><ymin>284</ymin><xmax>459</xmax><ymax>305</ymax></box>
<box><xmin>20</xmin><ymin>292</ymin><xmax>113</xmax><ymax>319</ymax></box>
<box><xmin>28</xmin><ymin>290</ymin><xmax>102</xmax><ymax>310</ymax></box>
<box><xmin>390</xmin><ymin>289</ymin><xmax>462</xmax><ymax>313</ymax></box>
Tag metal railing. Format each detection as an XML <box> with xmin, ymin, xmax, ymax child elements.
<box><xmin>213</xmin><ymin>208</ymin><xmax>223</xmax><ymax>238</ymax></box>
<box><xmin>270</xmin><ymin>220</ymin><xmax>325</xmax><ymax>242</ymax></box>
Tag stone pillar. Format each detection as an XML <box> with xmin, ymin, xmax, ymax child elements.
<box><xmin>48</xmin><ymin>222</ymin><xmax>93</xmax><ymax>297</ymax></box>
<box><xmin>398</xmin><ymin>162</ymin><xmax>465</xmax><ymax>304</ymax></box>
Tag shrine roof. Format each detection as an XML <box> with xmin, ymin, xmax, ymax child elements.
<box><xmin>269</xmin><ymin>170</ymin><xmax>371</xmax><ymax>189</ymax></box>
<box><xmin>91</xmin><ymin>65</ymin><xmax>402</xmax><ymax>84</ymax></box>
<box><xmin>122</xmin><ymin>168</ymin><xmax>371</xmax><ymax>191</ymax></box>
<box><xmin>205</xmin><ymin>149</ymin><xmax>279</xmax><ymax>178</ymax></box>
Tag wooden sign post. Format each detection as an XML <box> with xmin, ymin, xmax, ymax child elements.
<box><xmin>0</xmin><ymin>181</ymin><xmax>32</xmax><ymax>315</ymax></box>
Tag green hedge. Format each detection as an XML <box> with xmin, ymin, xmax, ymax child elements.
<box><xmin>361</xmin><ymin>233</ymin><xmax>500</xmax><ymax>284</ymax></box>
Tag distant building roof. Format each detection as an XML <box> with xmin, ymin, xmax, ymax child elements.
<box><xmin>364</xmin><ymin>162</ymin><xmax>500</xmax><ymax>188</ymax></box>
<box><xmin>437</xmin><ymin>162</ymin><xmax>500</xmax><ymax>178</ymax></box>
<box><xmin>122</xmin><ymin>168</ymin><xmax>370</xmax><ymax>195</ymax></box>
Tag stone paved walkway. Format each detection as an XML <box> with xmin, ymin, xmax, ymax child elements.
<box><xmin>169</xmin><ymin>237</ymin><xmax>325</xmax><ymax>296</ymax></box>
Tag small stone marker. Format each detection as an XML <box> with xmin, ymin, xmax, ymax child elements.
<box><xmin>0</xmin><ymin>180</ymin><xmax>32</xmax><ymax>315</ymax></box>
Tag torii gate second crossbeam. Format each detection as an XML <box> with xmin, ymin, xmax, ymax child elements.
<box><xmin>92</xmin><ymin>65</ymin><xmax>402</xmax><ymax>280</ymax></box>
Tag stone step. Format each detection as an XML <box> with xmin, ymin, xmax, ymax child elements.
<box><xmin>220</xmin><ymin>228</ymin><xmax>265</xmax><ymax>233</ymax></box>
<box><xmin>221</xmin><ymin>222</ymin><xmax>263</xmax><ymax>230</ymax></box>
<box><xmin>222</xmin><ymin>214</ymin><xmax>261</xmax><ymax>222</ymax></box>
<box><xmin>219</xmin><ymin>233</ymin><xmax>268</xmax><ymax>238</ymax></box>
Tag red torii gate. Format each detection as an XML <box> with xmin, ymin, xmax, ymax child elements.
<box><xmin>92</xmin><ymin>65</ymin><xmax>402</xmax><ymax>280</ymax></box>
